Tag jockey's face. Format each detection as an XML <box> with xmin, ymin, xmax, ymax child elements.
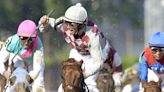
<box><xmin>151</xmin><ymin>46</ymin><xmax>164</xmax><ymax>60</ymax></box>
<box><xmin>19</xmin><ymin>36</ymin><xmax>36</xmax><ymax>48</ymax></box>
<box><xmin>64</xmin><ymin>21</ymin><xmax>79</xmax><ymax>35</ymax></box>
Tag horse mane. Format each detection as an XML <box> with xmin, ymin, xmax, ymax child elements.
<box><xmin>61</xmin><ymin>58</ymin><xmax>85</xmax><ymax>92</ymax></box>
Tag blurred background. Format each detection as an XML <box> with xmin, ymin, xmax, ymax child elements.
<box><xmin>1</xmin><ymin>0</ymin><xmax>164</xmax><ymax>91</ymax></box>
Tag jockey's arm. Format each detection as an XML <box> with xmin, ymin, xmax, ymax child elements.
<box><xmin>112</xmin><ymin>52</ymin><xmax>123</xmax><ymax>73</ymax></box>
<box><xmin>139</xmin><ymin>55</ymin><xmax>148</xmax><ymax>83</ymax></box>
<box><xmin>112</xmin><ymin>52</ymin><xmax>123</xmax><ymax>87</ymax></box>
<box><xmin>0</xmin><ymin>37</ymin><xmax>13</xmax><ymax>77</ymax></box>
<box><xmin>83</xmin><ymin>33</ymin><xmax>104</xmax><ymax>77</ymax></box>
<box><xmin>29</xmin><ymin>47</ymin><xmax>45</xmax><ymax>80</ymax></box>
<box><xmin>0</xmin><ymin>45</ymin><xmax>10</xmax><ymax>76</ymax></box>
<box><xmin>39</xmin><ymin>16</ymin><xmax>63</xmax><ymax>33</ymax></box>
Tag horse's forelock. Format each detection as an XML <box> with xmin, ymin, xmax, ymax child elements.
<box><xmin>62</xmin><ymin>58</ymin><xmax>84</xmax><ymax>92</ymax></box>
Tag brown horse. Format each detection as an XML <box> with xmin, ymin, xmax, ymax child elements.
<box><xmin>143</xmin><ymin>80</ymin><xmax>161</xmax><ymax>92</ymax></box>
<box><xmin>61</xmin><ymin>58</ymin><xmax>87</xmax><ymax>92</ymax></box>
<box><xmin>96</xmin><ymin>64</ymin><xmax>114</xmax><ymax>92</ymax></box>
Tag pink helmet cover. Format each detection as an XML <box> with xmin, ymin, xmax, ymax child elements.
<box><xmin>17</xmin><ymin>19</ymin><xmax>37</xmax><ymax>37</ymax></box>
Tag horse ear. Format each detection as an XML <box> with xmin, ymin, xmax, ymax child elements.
<box><xmin>158</xmin><ymin>77</ymin><xmax>162</xmax><ymax>86</ymax></box>
<box><xmin>26</xmin><ymin>75</ymin><xmax>33</xmax><ymax>84</ymax></box>
<box><xmin>78</xmin><ymin>60</ymin><xmax>83</xmax><ymax>66</ymax></box>
<box><xmin>10</xmin><ymin>76</ymin><xmax>16</xmax><ymax>86</ymax></box>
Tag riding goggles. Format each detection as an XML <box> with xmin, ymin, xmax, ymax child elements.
<box><xmin>64</xmin><ymin>21</ymin><xmax>79</xmax><ymax>29</ymax></box>
<box><xmin>151</xmin><ymin>47</ymin><xmax>164</xmax><ymax>53</ymax></box>
<box><xmin>19</xmin><ymin>36</ymin><xmax>36</xmax><ymax>42</ymax></box>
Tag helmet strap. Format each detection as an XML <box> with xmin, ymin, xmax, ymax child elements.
<box><xmin>77</xmin><ymin>25</ymin><xmax>85</xmax><ymax>36</ymax></box>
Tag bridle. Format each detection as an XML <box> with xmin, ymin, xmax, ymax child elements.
<box><xmin>62</xmin><ymin>74</ymin><xmax>89</xmax><ymax>92</ymax></box>
<box><xmin>144</xmin><ymin>83</ymin><xmax>161</xmax><ymax>88</ymax></box>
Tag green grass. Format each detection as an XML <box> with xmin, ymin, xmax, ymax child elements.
<box><xmin>121</xmin><ymin>55</ymin><xmax>139</xmax><ymax>69</ymax></box>
<box><xmin>45</xmin><ymin>48</ymin><xmax>69</xmax><ymax>68</ymax></box>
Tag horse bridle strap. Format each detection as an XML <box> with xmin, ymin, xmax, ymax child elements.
<box><xmin>145</xmin><ymin>84</ymin><xmax>160</xmax><ymax>88</ymax></box>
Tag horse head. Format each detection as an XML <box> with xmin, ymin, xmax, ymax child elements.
<box><xmin>143</xmin><ymin>80</ymin><xmax>161</xmax><ymax>92</ymax></box>
<box><xmin>142</xmin><ymin>69</ymin><xmax>162</xmax><ymax>92</ymax></box>
<box><xmin>62</xmin><ymin>58</ymin><xmax>85</xmax><ymax>92</ymax></box>
<box><xmin>96</xmin><ymin>64</ymin><xmax>114</xmax><ymax>92</ymax></box>
<box><xmin>5</xmin><ymin>67</ymin><xmax>33</xmax><ymax>92</ymax></box>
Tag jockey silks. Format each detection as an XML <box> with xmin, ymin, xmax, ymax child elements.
<box><xmin>139</xmin><ymin>47</ymin><xmax>164</xmax><ymax>82</ymax></box>
<box><xmin>4</xmin><ymin>34</ymin><xmax>42</xmax><ymax>62</ymax></box>
<box><xmin>0</xmin><ymin>34</ymin><xmax>45</xmax><ymax>88</ymax></box>
<box><xmin>62</xmin><ymin>20</ymin><xmax>99</xmax><ymax>55</ymax></box>
<box><xmin>39</xmin><ymin>17</ymin><xmax>123</xmax><ymax>91</ymax></box>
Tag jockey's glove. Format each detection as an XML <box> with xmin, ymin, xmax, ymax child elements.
<box><xmin>39</xmin><ymin>16</ymin><xmax>55</xmax><ymax>33</ymax></box>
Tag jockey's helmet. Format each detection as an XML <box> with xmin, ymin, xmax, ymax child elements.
<box><xmin>17</xmin><ymin>19</ymin><xmax>37</xmax><ymax>37</ymax></box>
<box><xmin>63</xmin><ymin>3</ymin><xmax>87</xmax><ymax>24</ymax></box>
<box><xmin>149</xmin><ymin>32</ymin><xmax>164</xmax><ymax>47</ymax></box>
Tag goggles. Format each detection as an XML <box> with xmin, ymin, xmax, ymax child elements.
<box><xmin>19</xmin><ymin>36</ymin><xmax>36</xmax><ymax>42</ymax></box>
<box><xmin>64</xmin><ymin>21</ymin><xmax>79</xmax><ymax>28</ymax></box>
<box><xmin>151</xmin><ymin>47</ymin><xmax>164</xmax><ymax>53</ymax></box>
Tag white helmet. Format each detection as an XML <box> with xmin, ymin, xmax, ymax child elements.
<box><xmin>64</xmin><ymin>3</ymin><xmax>88</xmax><ymax>24</ymax></box>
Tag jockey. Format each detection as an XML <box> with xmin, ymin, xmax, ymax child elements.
<box><xmin>39</xmin><ymin>3</ymin><xmax>123</xmax><ymax>92</ymax></box>
<box><xmin>139</xmin><ymin>32</ymin><xmax>164</xmax><ymax>91</ymax></box>
<box><xmin>0</xmin><ymin>19</ymin><xmax>45</xmax><ymax>92</ymax></box>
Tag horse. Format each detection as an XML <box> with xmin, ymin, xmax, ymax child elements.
<box><xmin>141</xmin><ymin>69</ymin><xmax>162</xmax><ymax>92</ymax></box>
<box><xmin>61</xmin><ymin>58</ymin><xmax>87</xmax><ymax>92</ymax></box>
<box><xmin>4</xmin><ymin>67</ymin><xmax>33</xmax><ymax>92</ymax></box>
<box><xmin>96</xmin><ymin>64</ymin><xmax>114</xmax><ymax>92</ymax></box>
<box><xmin>143</xmin><ymin>80</ymin><xmax>161</xmax><ymax>92</ymax></box>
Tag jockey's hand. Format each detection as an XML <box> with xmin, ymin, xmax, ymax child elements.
<box><xmin>3</xmin><ymin>70</ymin><xmax>11</xmax><ymax>79</ymax></box>
<box><xmin>40</xmin><ymin>15</ymin><xmax>49</xmax><ymax>25</ymax></box>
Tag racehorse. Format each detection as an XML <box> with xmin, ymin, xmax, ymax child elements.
<box><xmin>142</xmin><ymin>69</ymin><xmax>162</xmax><ymax>92</ymax></box>
<box><xmin>61</xmin><ymin>58</ymin><xmax>87</xmax><ymax>92</ymax></box>
<box><xmin>96</xmin><ymin>67</ymin><xmax>114</xmax><ymax>92</ymax></box>
<box><xmin>4</xmin><ymin>67</ymin><xmax>33</xmax><ymax>92</ymax></box>
<box><xmin>143</xmin><ymin>80</ymin><xmax>161</xmax><ymax>92</ymax></box>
